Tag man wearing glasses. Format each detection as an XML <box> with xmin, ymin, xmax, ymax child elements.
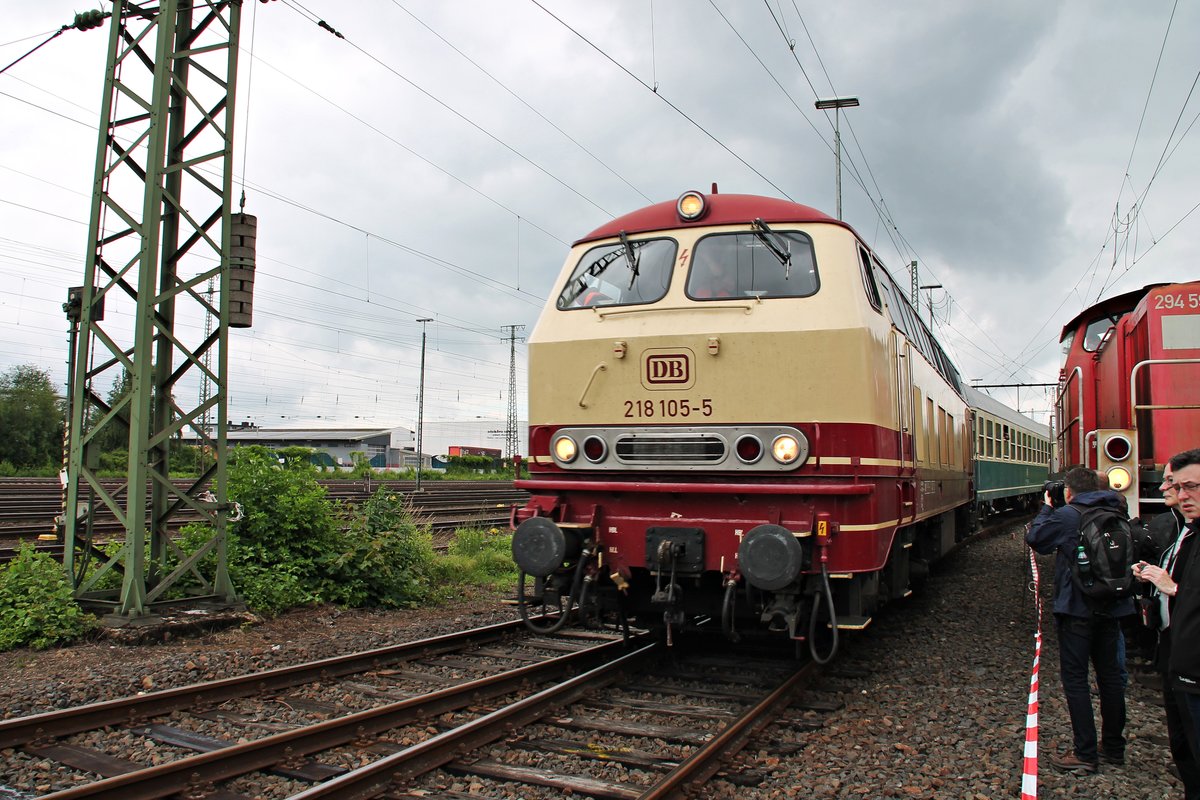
<box><xmin>1137</xmin><ymin>449</ymin><xmax>1200</xmax><ymax>799</ymax></box>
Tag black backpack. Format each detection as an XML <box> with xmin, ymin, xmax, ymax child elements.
<box><xmin>1069</xmin><ymin>503</ymin><xmax>1135</xmax><ymax>605</ymax></box>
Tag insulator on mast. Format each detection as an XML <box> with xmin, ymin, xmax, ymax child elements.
<box><xmin>228</xmin><ymin>213</ymin><xmax>257</xmax><ymax>328</ymax></box>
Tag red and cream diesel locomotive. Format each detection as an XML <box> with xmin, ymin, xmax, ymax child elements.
<box><xmin>1056</xmin><ymin>280</ymin><xmax>1200</xmax><ymax>518</ymax></box>
<box><xmin>511</xmin><ymin>189</ymin><xmax>975</xmax><ymax>648</ymax></box>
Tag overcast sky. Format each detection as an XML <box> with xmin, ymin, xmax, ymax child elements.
<box><xmin>3</xmin><ymin>1</ymin><xmax>1197</xmax><ymax>441</ymax></box>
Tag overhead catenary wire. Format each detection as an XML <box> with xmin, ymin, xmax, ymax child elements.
<box><xmin>0</xmin><ymin>11</ymin><xmax>109</xmax><ymax>76</ymax></box>
<box><xmin>1006</xmin><ymin>0</ymin><xmax>1194</xmax><ymax>375</ymax></box>
<box><xmin>388</xmin><ymin>0</ymin><xmax>654</xmax><ymax>205</ymax></box>
<box><xmin>756</xmin><ymin>1</ymin><xmax>1033</xmax><ymax>384</ymax></box>
<box><xmin>6</xmin><ymin>3</ymin><xmax>1195</xmax><ymax>425</ymax></box>
<box><xmin>279</xmin><ymin>0</ymin><xmax>617</xmax><ymax>218</ymax></box>
<box><xmin>528</xmin><ymin>0</ymin><xmax>794</xmax><ymax>201</ymax></box>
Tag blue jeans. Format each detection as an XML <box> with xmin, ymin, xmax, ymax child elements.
<box><xmin>1056</xmin><ymin>613</ymin><xmax>1126</xmax><ymax>762</ymax></box>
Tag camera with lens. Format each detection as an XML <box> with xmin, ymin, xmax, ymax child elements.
<box><xmin>1043</xmin><ymin>479</ymin><xmax>1066</xmax><ymax>508</ymax></box>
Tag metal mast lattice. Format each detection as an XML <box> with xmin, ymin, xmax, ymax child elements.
<box><xmin>63</xmin><ymin>0</ymin><xmax>245</xmax><ymax>621</ymax></box>
<box><xmin>502</xmin><ymin>324</ymin><xmax>524</xmax><ymax>458</ymax></box>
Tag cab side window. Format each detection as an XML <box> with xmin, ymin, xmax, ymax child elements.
<box><xmin>858</xmin><ymin>248</ymin><xmax>882</xmax><ymax>312</ymax></box>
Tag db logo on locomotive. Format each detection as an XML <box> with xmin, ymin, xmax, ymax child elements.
<box><xmin>641</xmin><ymin>349</ymin><xmax>694</xmax><ymax>390</ymax></box>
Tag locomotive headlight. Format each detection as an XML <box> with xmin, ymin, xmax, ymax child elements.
<box><xmin>735</xmin><ymin>434</ymin><xmax>764</xmax><ymax>464</ymax></box>
<box><xmin>1104</xmin><ymin>434</ymin><xmax>1132</xmax><ymax>462</ymax></box>
<box><xmin>771</xmin><ymin>434</ymin><xmax>802</xmax><ymax>465</ymax></box>
<box><xmin>553</xmin><ymin>435</ymin><xmax>578</xmax><ymax>463</ymax></box>
<box><xmin>676</xmin><ymin>190</ymin><xmax>707</xmax><ymax>221</ymax></box>
<box><xmin>582</xmin><ymin>435</ymin><xmax>608</xmax><ymax>463</ymax></box>
<box><xmin>1107</xmin><ymin>466</ymin><xmax>1133</xmax><ymax>491</ymax></box>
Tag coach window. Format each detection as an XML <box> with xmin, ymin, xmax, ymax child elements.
<box><xmin>557</xmin><ymin>237</ymin><xmax>677</xmax><ymax>310</ymax></box>
<box><xmin>926</xmin><ymin>398</ymin><xmax>936</xmax><ymax>465</ymax></box>
<box><xmin>688</xmin><ymin>231</ymin><xmax>818</xmax><ymax>300</ymax></box>
<box><xmin>936</xmin><ymin>410</ymin><xmax>945</xmax><ymax>465</ymax></box>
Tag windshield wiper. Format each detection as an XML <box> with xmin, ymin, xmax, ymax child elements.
<box><xmin>619</xmin><ymin>230</ymin><xmax>640</xmax><ymax>288</ymax></box>
<box><xmin>752</xmin><ymin>218</ymin><xmax>792</xmax><ymax>278</ymax></box>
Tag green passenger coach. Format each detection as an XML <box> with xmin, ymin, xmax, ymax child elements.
<box><xmin>966</xmin><ymin>385</ymin><xmax>1052</xmax><ymax>516</ymax></box>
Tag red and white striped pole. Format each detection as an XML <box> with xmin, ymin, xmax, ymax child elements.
<box><xmin>1021</xmin><ymin>546</ymin><xmax>1044</xmax><ymax>799</ymax></box>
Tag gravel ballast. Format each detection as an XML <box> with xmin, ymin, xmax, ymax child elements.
<box><xmin>0</xmin><ymin>524</ymin><xmax>1187</xmax><ymax>798</ymax></box>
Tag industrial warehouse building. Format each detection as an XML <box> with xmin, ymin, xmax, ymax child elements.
<box><xmin>195</xmin><ymin>419</ymin><xmax>528</xmax><ymax>470</ymax></box>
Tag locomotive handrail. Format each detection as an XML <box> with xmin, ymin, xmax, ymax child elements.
<box><xmin>1130</xmin><ymin>358</ymin><xmax>1200</xmax><ymax>417</ymax></box>
<box><xmin>1085</xmin><ymin>430</ymin><xmax>1098</xmax><ymax>469</ymax></box>
<box><xmin>902</xmin><ymin>336</ymin><xmax>915</xmax><ymax>475</ymax></box>
<box><xmin>577</xmin><ymin>362</ymin><xmax>607</xmax><ymax>408</ymax></box>
<box><xmin>887</xmin><ymin>329</ymin><xmax>918</xmax><ymax>477</ymax></box>
<box><xmin>594</xmin><ymin>300</ymin><xmax>759</xmax><ymax>318</ymax></box>
<box><xmin>1055</xmin><ymin>366</ymin><xmax>1084</xmax><ymax>470</ymax></box>
<box><xmin>514</xmin><ymin>478</ymin><xmax>874</xmax><ymax>495</ymax></box>
<box><xmin>889</xmin><ymin>330</ymin><xmax>903</xmax><ymax>469</ymax></box>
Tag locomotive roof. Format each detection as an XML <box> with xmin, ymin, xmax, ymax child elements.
<box><xmin>1058</xmin><ymin>283</ymin><xmax>1168</xmax><ymax>342</ymax></box>
<box><xmin>575</xmin><ymin>193</ymin><xmax>852</xmax><ymax>245</ymax></box>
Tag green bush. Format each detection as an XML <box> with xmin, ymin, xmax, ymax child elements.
<box><xmin>170</xmin><ymin>454</ymin><xmax>515</xmax><ymax>616</ymax></box>
<box><xmin>326</xmin><ymin>489</ymin><xmax>439</xmax><ymax>608</ymax></box>
<box><xmin>0</xmin><ymin>544</ymin><xmax>95</xmax><ymax>650</ymax></box>
<box><xmin>229</xmin><ymin>562</ymin><xmax>317</xmax><ymax>617</ymax></box>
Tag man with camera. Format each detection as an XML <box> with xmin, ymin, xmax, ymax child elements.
<box><xmin>1136</xmin><ymin>449</ymin><xmax>1200</xmax><ymax>799</ymax></box>
<box><xmin>1026</xmin><ymin>466</ymin><xmax>1133</xmax><ymax>773</ymax></box>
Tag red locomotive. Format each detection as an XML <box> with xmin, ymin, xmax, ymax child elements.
<box><xmin>1056</xmin><ymin>281</ymin><xmax>1200</xmax><ymax>517</ymax></box>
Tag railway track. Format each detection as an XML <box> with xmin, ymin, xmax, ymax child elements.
<box><xmin>0</xmin><ymin>479</ymin><xmax>526</xmax><ymax>561</ymax></box>
<box><xmin>0</xmin><ymin>617</ymin><xmax>831</xmax><ymax>799</ymax></box>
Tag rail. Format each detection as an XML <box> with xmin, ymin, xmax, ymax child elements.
<box><xmin>32</xmin><ymin>633</ymin><xmax>647</xmax><ymax>800</ymax></box>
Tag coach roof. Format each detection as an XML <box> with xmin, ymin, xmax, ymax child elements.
<box><xmin>574</xmin><ymin>192</ymin><xmax>852</xmax><ymax>246</ymax></box>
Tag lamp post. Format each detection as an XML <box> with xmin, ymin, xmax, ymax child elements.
<box><xmin>415</xmin><ymin>318</ymin><xmax>433</xmax><ymax>492</ymax></box>
<box><xmin>814</xmin><ymin>96</ymin><xmax>859</xmax><ymax>220</ymax></box>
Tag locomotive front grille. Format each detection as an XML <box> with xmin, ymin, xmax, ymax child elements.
<box><xmin>614</xmin><ymin>434</ymin><xmax>727</xmax><ymax>464</ymax></box>
<box><xmin>548</xmin><ymin>425</ymin><xmax>810</xmax><ymax>472</ymax></box>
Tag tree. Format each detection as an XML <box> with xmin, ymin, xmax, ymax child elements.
<box><xmin>0</xmin><ymin>365</ymin><xmax>64</xmax><ymax>470</ymax></box>
<box><xmin>92</xmin><ymin>370</ymin><xmax>131</xmax><ymax>457</ymax></box>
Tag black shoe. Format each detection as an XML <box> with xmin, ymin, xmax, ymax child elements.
<box><xmin>1048</xmin><ymin>752</ymin><xmax>1099</xmax><ymax>773</ymax></box>
<box><xmin>1098</xmin><ymin>750</ymin><xmax>1124</xmax><ymax>765</ymax></box>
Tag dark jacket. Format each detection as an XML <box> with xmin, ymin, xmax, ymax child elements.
<box><xmin>1169</xmin><ymin>522</ymin><xmax>1199</xmax><ymax>694</ymax></box>
<box><xmin>1025</xmin><ymin>489</ymin><xmax>1135</xmax><ymax>618</ymax></box>
<box><xmin>1143</xmin><ymin>507</ymin><xmax>1185</xmax><ymax>563</ymax></box>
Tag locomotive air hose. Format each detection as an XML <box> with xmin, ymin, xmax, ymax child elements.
<box><xmin>808</xmin><ymin>563</ymin><xmax>839</xmax><ymax>664</ymax></box>
<box><xmin>517</xmin><ymin>551</ymin><xmax>588</xmax><ymax>634</ymax></box>
<box><xmin>721</xmin><ymin>580</ymin><xmax>740</xmax><ymax>641</ymax></box>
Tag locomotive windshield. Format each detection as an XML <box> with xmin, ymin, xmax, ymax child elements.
<box><xmin>1081</xmin><ymin>314</ymin><xmax>1121</xmax><ymax>351</ymax></box>
<box><xmin>687</xmin><ymin>231</ymin><xmax>818</xmax><ymax>300</ymax></box>
<box><xmin>557</xmin><ymin>237</ymin><xmax>676</xmax><ymax>309</ymax></box>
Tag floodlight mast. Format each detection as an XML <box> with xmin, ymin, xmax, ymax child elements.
<box><xmin>814</xmin><ymin>96</ymin><xmax>859</xmax><ymax>220</ymax></box>
<box><xmin>415</xmin><ymin>318</ymin><xmax>433</xmax><ymax>492</ymax></box>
